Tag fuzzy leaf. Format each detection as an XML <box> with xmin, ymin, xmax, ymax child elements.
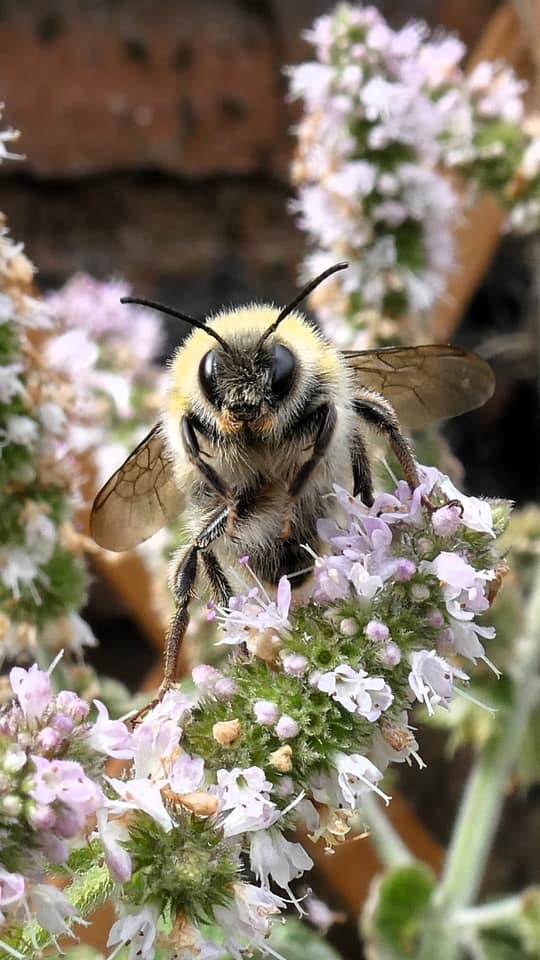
<box><xmin>362</xmin><ymin>864</ymin><xmax>435</xmax><ymax>958</ymax></box>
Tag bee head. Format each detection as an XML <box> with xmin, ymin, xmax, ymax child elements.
<box><xmin>123</xmin><ymin>262</ymin><xmax>348</xmax><ymax>434</ymax></box>
<box><xmin>197</xmin><ymin>337</ymin><xmax>296</xmax><ymax>424</ymax></box>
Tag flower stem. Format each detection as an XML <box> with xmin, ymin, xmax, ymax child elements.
<box><xmin>416</xmin><ymin>559</ymin><xmax>540</xmax><ymax>959</ymax></box>
<box><xmin>360</xmin><ymin>794</ymin><xmax>414</xmax><ymax>869</ymax></box>
<box><xmin>455</xmin><ymin>893</ymin><xmax>524</xmax><ymax>931</ymax></box>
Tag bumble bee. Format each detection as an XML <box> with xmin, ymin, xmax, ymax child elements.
<box><xmin>90</xmin><ymin>263</ymin><xmax>495</xmax><ymax>698</ymax></box>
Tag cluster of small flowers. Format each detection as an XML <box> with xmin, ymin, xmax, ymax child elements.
<box><xmin>0</xmin><ymin>662</ymin><xmax>298</xmax><ymax>959</ymax></box>
<box><xmin>45</xmin><ymin>274</ymin><xmax>164</xmax><ymax>489</ymax></box>
<box><xmin>0</xmin><ymin>177</ymin><xmax>163</xmax><ymax>669</ymax></box>
<box><xmin>0</xmin><ymin>150</ymin><xmax>96</xmax><ymax>664</ymax></box>
<box><xmin>290</xmin><ymin>3</ymin><xmax>540</xmax><ymax>347</ymax></box>
<box><xmin>207</xmin><ymin>468</ymin><xmax>507</xmax><ymax>788</ymax></box>
<box><xmin>0</xmin><ymin>658</ymin><xmax>132</xmax><ymax>956</ymax></box>
<box><xmin>0</xmin><ymin>467</ymin><xmax>510</xmax><ymax>959</ymax></box>
<box><xmin>442</xmin><ymin>70</ymin><xmax>540</xmax><ymax>236</ymax></box>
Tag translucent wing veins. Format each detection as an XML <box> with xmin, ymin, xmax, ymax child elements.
<box><xmin>343</xmin><ymin>344</ymin><xmax>495</xmax><ymax>430</ymax></box>
<box><xmin>90</xmin><ymin>424</ymin><xmax>184</xmax><ymax>551</ymax></box>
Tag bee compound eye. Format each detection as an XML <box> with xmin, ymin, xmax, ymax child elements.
<box><xmin>199</xmin><ymin>349</ymin><xmax>220</xmax><ymax>405</ymax></box>
<box><xmin>271</xmin><ymin>343</ymin><xmax>296</xmax><ymax>398</ymax></box>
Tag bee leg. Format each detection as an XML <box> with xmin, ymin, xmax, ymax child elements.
<box><xmin>353</xmin><ymin>393</ymin><xmax>420</xmax><ymax>491</ymax></box>
<box><xmin>157</xmin><ymin>545</ymin><xmax>198</xmax><ymax>699</ymax></box>
<box><xmin>181</xmin><ymin>415</ymin><xmax>232</xmax><ymax>501</ymax></box>
<box><xmin>354</xmin><ymin>396</ymin><xmax>464</xmax><ymax>512</ymax></box>
<box><xmin>283</xmin><ymin>403</ymin><xmax>337</xmax><ymax>539</ymax></box>
<box><xmin>160</xmin><ymin>506</ymin><xmax>230</xmax><ymax>701</ymax></box>
<box><xmin>181</xmin><ymin>416</ymin><xmax>242</xmax><ymax>537</ymax></box>
<box><xmin>351</xmin><ymin>429</ymin><xmax>374</xmax><ymax>505</ymax></box>
<box><xmin>202</xmin><ymin>549</ymin><xmax>232</xmax><ymax>606</ymax></box>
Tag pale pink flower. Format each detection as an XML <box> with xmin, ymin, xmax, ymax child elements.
<box><xmin>96</xmin><ymin>809</ymin><xmax>132</xmax><ymax>884</ymax></box>
<box><xmin>408</xmin><ymin>649</ymin><xmax>469</xmax><ymax>714</ymax></box>
<box><xmin>9</xmin><ymin>664</ymin><xmax>51</xmax><ymax>723</ymax></box>
<box><xmin>107</xmin><ymin>903</ymin><xmax>160</xmax><ymax>960</ymax></box>
<box><xmin>317</xmin><ymin>664</ymin><xmax>393</xmax><ymax>720</ymax></box>
<box><xmin>30</xmin><ymin>883</ymin><xmax>79</xmax><ymax>937</ymax></box>
<box><xmin>311</xmin><ymin>752</ymin><xmax>390</xmax><ymax>808</ymax></box>
<box><xmin>85</xmin><ymin>700</ymin><xmax>133</xmax><ymax>760</ymax></box>
<box><xmin>214</xmin><ymin>883</ymin><xmax>284</xmax><ymax>958</ymax></box>
<box><xmin>249</xmin><ymin>828</ymin><xmax>313</xmax><ymax>894</ymax></box>
<box><xmin>334</xmin><ymin>751</ymin><xmax>390</xmax><ymax>807</ymax></box>
<box><xmin>106</xmin><ymin>777</ymin><xmax>173</xmax><ymax>833</ymax></box>
<box><xmin>168</xmin><ymin>753</ymin><xmax>205</xmax><ymax>794</ymax></box>
<box><xmin>216</xmin><ymin>767</ymin><xmax>277</xmax><ymax>837</ymax></box>
<box><xmin>422</xmin><ymin>551</ymin><xmax>492</xmax><ymax>620</ymax></box>
<box><xmin>0</xmin><ymin>867</ymin><xmax>25</xmax><ymax>910</ymax></box>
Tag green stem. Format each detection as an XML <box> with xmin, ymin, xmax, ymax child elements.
<box><xmin>416</xmin><ymin>560</ymin><xmax>540</xmax><ymax>959</ymax></box>
<box><xmin>455</xmin><ymin>893</ymin><xmax>524</xmax><ymax>931</ymax></box>
<box><xmin>360</xmin><ymin>793</ymin><xmax>414</xmax><ymax>870</ymax></box>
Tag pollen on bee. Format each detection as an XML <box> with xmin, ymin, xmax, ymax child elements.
<box><xmin>217</xmin><ymin>411</ymin><xmax>244</xmax><ymax>434</ymax></box>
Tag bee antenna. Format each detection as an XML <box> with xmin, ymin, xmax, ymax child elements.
<box><xmin>257</xmin><ymin>261</ymin><xmax>348</xmax><ymax>347</ymax></box>
<box><xmin>120</xmin><ymin>296</ymin><xmax>231</xmax><ymax>352</ymax></box>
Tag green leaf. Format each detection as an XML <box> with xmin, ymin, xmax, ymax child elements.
<box><xmin>362</xmin><ymin>864</ymin><xmax>436</xmax><ymax>958</ymax></box>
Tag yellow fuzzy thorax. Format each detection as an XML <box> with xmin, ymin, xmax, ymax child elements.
<box><xmin>167</xmin><ymin>305</ymin><xmax>340</xmax><ymax>416</ymax></box>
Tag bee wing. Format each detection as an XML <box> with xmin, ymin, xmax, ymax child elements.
<box><xmin>90</xmin><ymin>424</ymin><xmax>184</xmax><ymax>551</ymax></box>
<box><xmin>343</xmin><ymin>344</ymin><xmax>495</xmax><ymax>430</ymax></box>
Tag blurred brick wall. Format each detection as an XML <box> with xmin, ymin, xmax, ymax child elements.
<box><xmin>0</xmin><ymin>0</ymin><xmax>499</xmax><ymax>322</ymax></box>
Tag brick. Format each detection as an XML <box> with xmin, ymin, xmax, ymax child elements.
<box><xmin>0</xmin><ymin>0</ymin><xmax>499</xmax><ymax>181</ymax></box>
<box><xmin>0</xmin><ymin>0</ymin><xmax>287</xmax><ymax>178</ymax></box>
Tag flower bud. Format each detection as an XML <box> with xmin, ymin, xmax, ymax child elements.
<box><xmin>275</xmin><ymin>715</ymin><xmax>299</xmax><ymax>740</ymax></box>
<box><xmin>50</xmin><ymin>713</ymin><xmax>75</xmax><ymax>736</ymax></box>
<box><xmin>365</xmin><ymin>620</ymin><xmax>389</xmax><ymax>643</ymax></box>
<box><xmin>282</xmin><ymin>654</ymin><xmax>308</xmax><ymax>676</ymax></box>
<box><xmin>192</xmin><ymin>664</ymin><xmax>222</xmax><ymax>693</ymax></box>
<box><xmin>378</xmin><ymin>641</ymin><xmax>402</xmax><ymax>666</ymax></box>
<box><xmin>3</xmin><ymin>748</ymin><xmax>26</xmax><ymax>774</ymax></box>
<box><xmin>427</xmin><ymin>608</ymin><xmax>444</xmax><ymax>628</ymax></box>
<box><xmin>212</xmin><ymin>719</ymin><xmax>241</xmax><ymax>746</ymax></box>
<box><xmin>394</xmin><ymin>557</ymin><xmax>416</xmax><ymax>581</ymax></box>
<box><xmin>269</xmin><ymin>745</ymin><xmax>293</xmax><ymax>772</ymax></box>
<box><xmin>55</xmin><ymin>691</ymin><xmax>89</xmax><ymax>722</ymax></box>
<box><xmin>214</xmin><ymin>678</ymin><xmax>237</xmax><ymax>700</ymax></box>
<box><xmin>253</xmin><ymin>701</ymin><xmax>279</xmax><ymax>725</ymax></box>
<box><xmin>432</xmin><ymin>504</ymin><xmax>461</xmax><ymax>537</ymax></box>
<box><xmin>37</xmin><ymin>727</ymin><xmax>61</xmax><ymax>752</ymax></box>
<box><xmin>411</xmin><ymin>583</ymin><xmax>430</xmax><ymax>601</ymax></box>
<box><xmin>1</xmin><ymin>794</ymin><xmax>23</xmax><ymax>817</ymax></box>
